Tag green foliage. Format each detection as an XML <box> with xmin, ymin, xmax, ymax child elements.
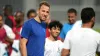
<box><xmin>94</xmin><ymin>29</ymin><xmax>100</xmax><ymax>33</ymax></box>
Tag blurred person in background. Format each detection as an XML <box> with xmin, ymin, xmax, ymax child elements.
<box><xmin>27</xmin><ymin>9</ymin><xmax>37</xmax><ymax>19</ymax></box>
<box><xmin>3</xmin><ymin>5</ymin><xmax>16</xmax><ymax>55</ymax></box>
<box><xmin>3</xmin><ymin>5</ymin><xmax>16</xmax><ymax>31</ymax></box>
<box><xmin>11</xmin><ymin>11</ymin><xmax>24</xmax><ymax>56</ymax></box>
<box><xmin>59</xmin><ymin>8</ymin><xmax>77</xmax><ymax>42</ymax></box>
<box><xmin>14</xmin><ymin>11</ymin><xmax>24</xmax><ymax>39</ymax></box>
<box><xmin>0</xmin><ymin>14</ymin><xmax>15</xmax><ymax>56</ymax></box>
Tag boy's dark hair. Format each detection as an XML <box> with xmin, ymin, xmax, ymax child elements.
<box><xmin>39</xmin><ymin>1</ymin><xmax>50</xmax><ymax>9</ymax></box>
<box><xmin>81</xmin><ymin>7</ymin><xmax>95</xmax><ymax>24</ymax></box>
<box><xmin>48</xmin><ymin>20</ymin><xmax>63</xmax><ymax>30</ymax></box>
<box><xmin>27</xmin><ymin>9</ymin><xmax>36</xmax><ymax>18</ymax></box>
<box><xmin>67</xmin><ymin>8</ymin><xmax>77</xmax><ymax>15</ymax></box>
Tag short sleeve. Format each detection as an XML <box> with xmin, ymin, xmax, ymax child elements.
<box><xmin>63</xmin><ymin>30</ymin><xmax>72</xmax><ymax>49</ymax></box>
<box><xmin>72</xmin><ymin>20</ymin><xmax>82</xmax><ymax>29</ymax></box>
<box><xmin>21</xmin><ymin>21</ymin><xmax>31</xmax><ymax>39</ymax></box>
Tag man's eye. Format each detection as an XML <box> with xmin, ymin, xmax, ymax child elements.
<box><xmin>42</xmin><ymin>10</ymin><xmax>45</xmax><ymax>12</ymax></box>
<box><xmin>46</xmin><ymin>11</ymin><xmax>49</xmax><ymax>13</ymax></box>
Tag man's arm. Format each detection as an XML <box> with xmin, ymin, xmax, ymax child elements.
<box><xmin>61</xmin><ymin>48</ymin><xmax>70</xmax><ymax>56</ymax></box>
<box><xmin>5</xmin><ymin>36</ymin><xmax>13</xmax><ymax>44</ymax></box>
<box><xmin>20</xmin><ymin>38</ymin><xmax>28</xmax><ymax>56</ymax></box>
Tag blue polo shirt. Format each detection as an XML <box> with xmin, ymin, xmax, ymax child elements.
<box><xmin>21</xmin><ymin>19</ymin><xmax>46</xmax><ymax>56</ymax></box>
<box><xmin>59</xmin><ymin>23</ymin><xmax>73</xmax><ymax>39</ymax></box>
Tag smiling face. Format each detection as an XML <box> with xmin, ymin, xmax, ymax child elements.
<box><xmin>49</xmin><ymin>26</ymin><xmax>61</xmax><ymax>38</ymax></box>
<box><xmin>48</xmin><ymin>21</ymin><xmax>62</xmax><ymax>40</ymax></box>
<box><xmin>68</xmin><ymin>12</ymin><xmax>76</xmax><ymax>24</ymax></box>
<box><xmin>38</xmin><ymin>5</ymin><xmax>50</xmax><ymax>21</ymax></box>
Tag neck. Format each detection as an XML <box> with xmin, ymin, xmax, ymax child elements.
<box><xmin>0</xmin><ymin>26</ymin><xmax>2</xmax><ymax>29</ymax></box>
<box><xmin>0</xmin><ymin>25</ymin><xmax>3</xmax><ymax>29</ymax></box>
<box><xmin>82</xmin><ymin>23</ymin><xmax>92</xmax><ymax>28</ymax></box>
<box><xmin>16</xmin><ymin>21</ymin><xmax>23</xmax><ymax>28</ymax></box>
<box><xmin>68</xmin><ymin>22</ymin><xmax>74</xmax><ymax>25</ymax></box>
<box><xmin>48</xmin><ymin>35</ymin><xmax>57</xmax><ymax>41</ymax></box>
<box><xmin>34</xmin><ymin>16</ymin><xmax>41</xmax><ymax>23</ymax></box>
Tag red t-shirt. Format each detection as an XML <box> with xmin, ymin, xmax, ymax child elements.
<box><xmin>15</xmin><ymin>26</ymin><xmax>22</xmax><ymax>39</ymax></box>
<box><xmin>0</xmin><ymin>27</ymin><xmax>6</xmax><ymax>42</ymax></box>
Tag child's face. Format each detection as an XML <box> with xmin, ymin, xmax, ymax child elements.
<box><xmin>50</xmin><ymin>26</ymin><xmax>60</xmax><ymax>38</ymax></box>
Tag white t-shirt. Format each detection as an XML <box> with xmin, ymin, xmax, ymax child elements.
<box><xmin>63</xmin><ymin>28</ymin><xmax>100</xmax><ymax>56</ymax></box>
<box><xmin>72</xmin><ymin>20</ymin><xmax>82</xmax><ymax>29</ymax></box>
<box><xmin>11</xmin><ymin>40</ymin><xmax>21</xmax><ymax>56</ymax></box>
<box><xmin>0</xmin><ymin>42</ymin><xmax>7</xmax><ymax>56</ymax></box>
<box><xmin>44</xmin><ymin>38</ymin><xmax>63</xmax><ymax>56</ymax></box>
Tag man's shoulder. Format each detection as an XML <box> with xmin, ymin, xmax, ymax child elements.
<box><xmin>24</xmin><ymin>19</ymin><xmax>36</xmax><ymax>26</ymax></box>
<box><xmin>66</xmin><ymin>28</ymin><xmax>80</xmax><ymax>35</ymax></box>
<box><xmin>3</xmin><ymin>24</ymin><xmax>12</xmax><ymax>30</ymax></box>
<box><xmin>63</xmin><ymin>23</ymin><xmax>69</xmax><ymax>26</ymax></box>
<box><xmin>45</xmin><ymin>38</ymin><xmax>52</xmax><ymax>44</ymax></box>
<box><xmin>25</xmin><ymin>19</ymin><xmax>34</xmax><ymax>23</ymax></box>
<box><xmin>57</xmin><ymin>40</ymin><xmax>63</xmax><ymax>43</ymax></box>
<box><xmin>46</xmin><ymin>38</ymin><xmax>49</xmax><ymax>41</ymax></box>
<box><xmin>63</xmin><ymin>23</ymin><xmax>70</xmax><ymax>28</ymax></box>
<box><xmin>72</xmin><ymin>20</ymin><xmax>82</xmax><ymax>29</ymax></box>
<box><xmin>90</xmin><ymin>29</ymin><xmax>100</xmax><ymax>36</ymax></box>
<box><xmin>80</xmin><ymin>28</ymin><xmax>100</xmax><ymax>37</ymax></box>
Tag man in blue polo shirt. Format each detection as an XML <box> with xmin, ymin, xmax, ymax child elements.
<box><xmin>20</xmin><ymin>1</ymin><xmax>50</xmax><ymax>56</ymax></box>
<box><xmin>59</xmin><ymin>8</ymin><xmax>77</xmax><ymax>42</ymax></box>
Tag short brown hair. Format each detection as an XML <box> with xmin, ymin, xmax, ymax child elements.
<box><xmin>67</xmin><ymin>8</ymin><xmax>77</xmax><ymax>15</ymax></box>
<box><xmin>39</xmin><ymin>1</ymin><xmax>50</xmax><ymax>9</ymax></box>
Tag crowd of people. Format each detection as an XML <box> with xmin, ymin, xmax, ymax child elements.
<box><xmin>0</xmin><ymin>1</ymin><xmax>100</xmax><ymax>56</ymax></box>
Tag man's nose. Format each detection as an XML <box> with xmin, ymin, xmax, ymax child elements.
<box><xmin>44</xmin><ymin>13</ymin><xmax>48</xmax><ymax>19</ymax></box>
<box><xmin>44</xmin><ymin>11</ymin><xmax>48</xmax><ymax>15</ymax></box>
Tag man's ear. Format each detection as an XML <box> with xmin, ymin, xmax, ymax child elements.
<box><xmin>37</xmin><ymin>9</ymin><xmax>39</xmax><ymax>14</ymax></box>
<box><xmin>91</xmin><ymin>17</ymin><xmax>95</xmax><ymax>22</ymax></box>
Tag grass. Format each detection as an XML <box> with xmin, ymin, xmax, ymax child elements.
<box><xmin>94</xmin><ymin>29</ymin><xmax>100</xmax><ymax>33</ymax></box>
